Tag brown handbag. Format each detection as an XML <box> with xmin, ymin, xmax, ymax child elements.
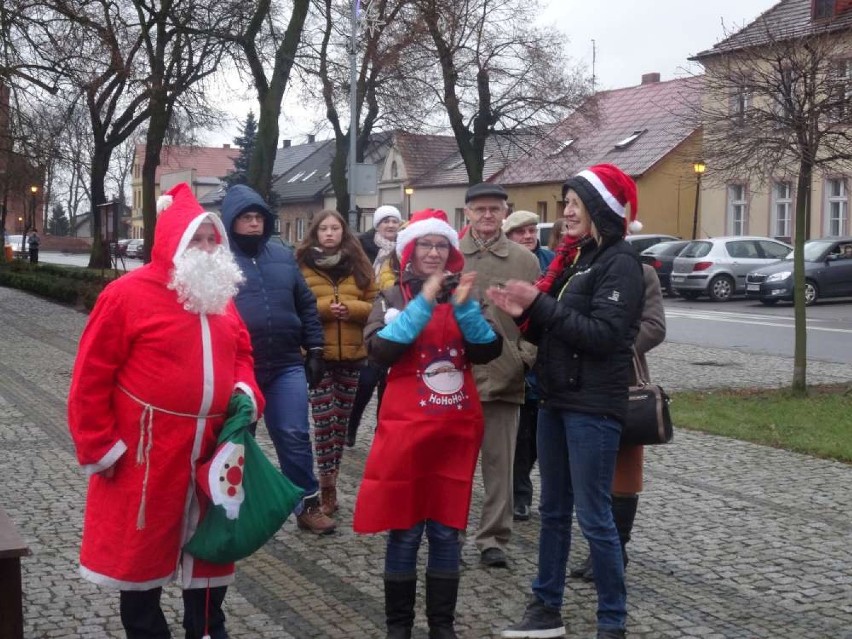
<box><xmin>622</xmin><ymin>350</ymin><xmax>673</xmax><ymax>446</ymax></box>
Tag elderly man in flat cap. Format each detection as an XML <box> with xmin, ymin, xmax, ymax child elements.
<box><xmin>460</xmin><ymin>183</ymin><xmax>540</xmax><ymax>568</ymax></box>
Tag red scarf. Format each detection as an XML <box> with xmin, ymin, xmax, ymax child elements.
<box><xmin>535</xmin><ymin>234</ymin><xmax>593</xmax><ymax>294</ymax></box>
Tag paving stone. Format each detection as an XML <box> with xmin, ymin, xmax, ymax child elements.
<box><xmin>1</xmin><ymin>285</ymin><xmax>851</xmax><ymax>638</ymax></box>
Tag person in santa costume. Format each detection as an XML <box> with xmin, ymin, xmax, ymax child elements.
<box><xmin>488</xmin><ymin>164</ymin><xmax>645</xmax><ymax>639</ymax></box>
<box><xmin>67</xmin><ymin>182</ymin><xmax>264</xmax><ymax>639</ymax></box>
<box><xmin>353</xmin><ymin>208</ymin><xmax>502</xmax><ymax>639</ymax></box>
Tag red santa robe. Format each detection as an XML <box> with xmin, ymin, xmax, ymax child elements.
<box><xmin>67</xmin><ymin>183</ymin><xmax>264</xmax><ymax>591</ymax></box>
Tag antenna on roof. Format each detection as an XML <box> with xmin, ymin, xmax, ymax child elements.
<box><xmin>591</xmin><ymin>39</ymin><xmax>596</xmax><ymax>94</ymax></box>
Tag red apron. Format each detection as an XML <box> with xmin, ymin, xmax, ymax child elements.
<box><xmin>353</xmin><ymin>303</ymin><xmax>484</xmax><ymax>533</ymax></box>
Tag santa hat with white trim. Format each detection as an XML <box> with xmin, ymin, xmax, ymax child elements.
<box><xmin>561</xmin><ymin>163</ymin><xmax>642</xmax><ymax>236</ymax></box>
<box><xmin>395</xmin><ymin>208</ymin><xmax>464</xmax><ymax>272</ymax></box>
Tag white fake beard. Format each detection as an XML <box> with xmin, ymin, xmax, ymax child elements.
<box><xmin>168</xmin><ymin>245</ymin><xmax>245</xmax><ymax>315</ymax></box>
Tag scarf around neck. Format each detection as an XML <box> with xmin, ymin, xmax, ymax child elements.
<box><xmin>373</xmin><ymin>232</ymin><xmax>396</xmax><ymax>277</ymax></box>
<box><xmin>535</xmin><ymin>234</ymin><xmax>595</xmax><ymax>295</ymax></box>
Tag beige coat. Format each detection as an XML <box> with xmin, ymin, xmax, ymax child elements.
<box><xmin>460</xmin><ymin>231</ymin><xmax>541</xmax><ymax>404</ymax></box>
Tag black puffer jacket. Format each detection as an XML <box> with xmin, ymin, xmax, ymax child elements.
<box><xmin>522</xmin><ymin>240</ymin><xmax>644</xmax><ymax>422</ymax></box>
<box><xmin>358</xmin><ymin>230</ymin><xmax>379</xmax><ymax>263</ymax></box>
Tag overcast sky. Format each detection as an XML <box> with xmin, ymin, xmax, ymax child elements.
<box><xmin>546</xmin><ymin>0</ymin><xmax>773</xmax><ymax>90</ymax></box>
<box><xmin>207</xmin><ymin>0</ymin><xmax>776</xmax><ymax>146</ymax></box>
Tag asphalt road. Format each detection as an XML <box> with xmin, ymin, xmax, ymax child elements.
<box><xmin>664</xmin><ymin>295</ymin><xmax>852</xmax><ymax>364</ymax></box>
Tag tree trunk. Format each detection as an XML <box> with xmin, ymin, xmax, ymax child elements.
<box><xmin>247</xmin><ymin>0</ymin><xmax>310</xmax><ymax>200</ymax></box>
<box><xmin>331</xmin><ymin>137</ymin><xmax>349</xmax><ymax>219</ymax></box>
<box><xmin>87</xmin><ymin>144</ymin><xmax>111</xmax><ymax>269</ymax></box>
<box><xmin>141</xmin><ymin>99</ymin><xmax>171</xmax><ymax>264</ymax></box>
<box><xmin>791</xmin><ymin>161</ymin><xmax>811</xmax><ymax>395</ymax></box>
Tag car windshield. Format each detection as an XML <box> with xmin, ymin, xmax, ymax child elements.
<box><xmin>679</xmin><ymin>241</ymin><xmax>711</xmax><ymax>258</ymax></box>
<box><xmin>802</xmin><ymin>240</ymin><xmax>836</xmax><ymax>261</ymax></box>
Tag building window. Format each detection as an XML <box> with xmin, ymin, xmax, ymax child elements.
<box><xmin>826</xmin><ymin>178</ymin><xmax>848</xmax><ymax>236</ymax></box>
<box><xmin>536</xmin><ymin>201</ymin><xmax>547</xmax><ymax>220</ymax></box>
<box><xmin>273</xmin><ymin>216</ymin><xmax>281</xmax><ymax>234</ymax></box>
<box><xmin>614</xmin><ymin>130</ymin><xmax>645</xmax><ymax>149</ymax></box>
<box><xmin>727</xmin><ymin>184</ymin><xmax>748</xmax><ymax>235</ymax></box>
<box><xmin>831</xmin><ymin>59</ymin><xmax>852</xmax><ymax>121</ymax></box>
<box><xmin>772</xmin><ymin>181</ymin><xmax>793</xmax><ymax>239</ymax></box>
<box><xmin>391</xmin><ymin>161</ymin><xmax>398</xmax><ymax>179</ymax></box>
<box><xmin>296</xmin><ymin>218</ymin><xmax>305</xmax><ymax>241</ymax></box>
<box><xmin>730</xmin><ymin>85</ymin><xmax>751</xmax><ymax>125</ymax></box>
<box><xmin>454</xmin><ymin>208</ymin><xmax>465</xmax><ymax>230</ymax></box>
<box><xmin>813</xmin><ymin>0</ymin><xmax>834</xmax><ymax>19</ymax></box>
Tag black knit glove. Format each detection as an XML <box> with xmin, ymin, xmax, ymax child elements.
<box><xmin>305</xmin><ymin>348</ymin><xmax>326</xmax><ymax>390</ymax></box>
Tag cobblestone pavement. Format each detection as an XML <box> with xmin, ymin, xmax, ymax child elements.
<box><xmin>1</xmin><ymin>285</ymin><xmax>851</xmax><ymax>639</ymax></box>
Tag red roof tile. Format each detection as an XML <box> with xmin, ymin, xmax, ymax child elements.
<box><xmin>496</xmin><ymin>77</ymin><xmax>701</xmax><ymax>186</ymax></box>
<box><xmin>134</xmin><ymin>144</ymin><xmax>241</xmax><ymax>182</ymax></box>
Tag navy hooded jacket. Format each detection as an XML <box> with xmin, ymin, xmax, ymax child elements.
<box><xmin>222</xmin><ymin>184</ymin><xmax>323</xmax><ymax>373</ymax></box>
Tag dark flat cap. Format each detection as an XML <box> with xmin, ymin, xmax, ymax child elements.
<box><xmin>464</xmin><ymin>182</ymin><xmax>508</xmax><ymax>203</ymax></box>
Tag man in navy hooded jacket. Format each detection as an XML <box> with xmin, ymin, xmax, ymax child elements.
<box><xmin>222</xmin><ymin>184</ymin><xmax>336</xmax><ymax>535</ymax></box>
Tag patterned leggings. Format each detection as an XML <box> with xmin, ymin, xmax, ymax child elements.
<box><xmin>309</xmin><ymin>361</ymin><xmax>362</xmax><ymax>477</ymax></box>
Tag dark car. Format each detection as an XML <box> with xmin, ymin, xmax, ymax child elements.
<box><xmin>624</xmin><ymin>233</ymin><xmax>680</xmax><ymax>254</ymax></box>
<box><xmin>640</xmin><ymin>240</ymin><xmax>690</xmax><ymax>296</ymax></box>
<box><xmin>745</xmin><ymin>237</ymin><xmax>852</xmax><ymax>306</ymax></box>
<box><xmin>126</xmin><ymin>239</ymin><xmax>145</xmax><ymax>259</ymax></box>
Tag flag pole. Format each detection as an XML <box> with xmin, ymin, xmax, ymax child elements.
<box><xmin>347</xmin><ymin>0</ymin><xmax>359</xmax><ymax>230</ymax></box>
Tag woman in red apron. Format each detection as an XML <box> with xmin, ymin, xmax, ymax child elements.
<box><xmin>354</xmin><ymin>209</ymin><xmax>502</xmax><ymax>639</ymax></box>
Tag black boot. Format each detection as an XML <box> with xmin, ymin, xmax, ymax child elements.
<box><xmin>569</xmin><ymin>495</ymin><xmax>639</xmax><ymax>582</ymax></box>
<box><xmin>425</xmin><ymin>571</ymin><xmax>460</xmax><ymax>639</ymax></box>
<box><xmin>611</xmin><ymin>494</ymin><xmax>639</xmax><ymax>568</ymax></box>
<box><xmin>384</xmin><ymin>573</ymin><xmax>416</xmax><ymax>639</ymax></box>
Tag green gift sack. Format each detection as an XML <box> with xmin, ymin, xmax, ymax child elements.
<box><xmin>184</xmin><ymin>393</ymin><xmax>303</xmax><ymax>564</ymax></box>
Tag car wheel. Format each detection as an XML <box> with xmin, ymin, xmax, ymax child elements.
<box><xmin>708</xmin><ymin>275</ymin><xmax>734</xmax><ymax>302</ymax></box>
<box><xmin>678</xmin><ymin>290</ymin><xmax>701</xmax><ymax>300</ymax></box>
<box><xmin>759</xmin><ymin>299</ymin><xmax>778</xmax><ymax>306</ymax></box>
<box><xmin>804</xmin><ymin>280</ymin><xmax>819</xmax><ymax>306</ymax></box>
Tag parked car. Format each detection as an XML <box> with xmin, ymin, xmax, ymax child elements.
<box><xmin>745</xmin><ymin>237</ymin><xmax>852</xmax><ymax>306</ymax></box>
<box><xmin>5</xmin><ymin>234</ymin><xmax>28</xmax><ymax>253</ymax></box>
<box><xmin>625</xmin><ymin>233</ymin><xmax>681</xmax><ymax>254</ymax></box>
<box><xmin>126</xmin><ymin>239</ymin><xmax>145</xmax><ymax>258</ymax></box>
<box><xmin>109</xmin><ymin>239</ymin><xmax>131</xmax><ymax>256</ymax></box>
<box><xmin>670</xmin><ymin>236</ymin><xmax>792</xmax><ymax>301</ymax></box>
<box><xmin>640</xmin><ymin>240</ymin><xmax>690</xmax><ymax>296</ymax></box>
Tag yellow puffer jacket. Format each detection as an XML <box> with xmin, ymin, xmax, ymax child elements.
<box><xmin>377</xmin><ymin>259</ymin><xmax>398</xmax><ymax>291</ymax></box>
<box><xmin>300</xmin><ymin>266</ymin><xmax>378</xmax><ymax>361</ymax></box>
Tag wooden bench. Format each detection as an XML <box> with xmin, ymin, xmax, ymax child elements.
<box><xmin>0</xmin><ymin>506</ymin><xmax>30</xmax><ymax>639</ymax></box>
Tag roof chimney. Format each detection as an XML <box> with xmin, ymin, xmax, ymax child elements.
<box><xmin>307</xmin><ymin>134</ymin><xmax>316</xmax><ymax>144</ymax></box>
<box><xmin>282</xmin><ymin>139</ymin><xmax>291</xmax><ymax>148</ymax></box>
<box><xmin>641</xmin><ymin>73</ymin><xmax>661</xmax><ymax>85</ymax></box>
<box><xmin>222</xmin><ymin>143</ymin><xmax>231</xmax><ymax>149</ymax></box>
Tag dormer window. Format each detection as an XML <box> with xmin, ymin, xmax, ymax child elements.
<box><xmin>549</xmin><ymin>139</ymin><xmax>574</xmax><ymax>157</ymax></box>
<box><xmin>287</xmin><ymin>171</ymin><xmax>305</xmax><ymax>183</ymax></box>
<box><xmin>813</xmin><ymin>0</ymin><xmax>834</xmax><ymax>19</ymax></box>
<box><xmin>614</xmin><ymin>130</ymin><xmax>645</xmax><ymax>149</ymax></box>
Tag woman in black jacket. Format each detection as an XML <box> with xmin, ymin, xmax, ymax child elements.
<box><xmin>489</xmin><ymin>164</ymin><xmax>645</xmax><ymax>639</ymax></box>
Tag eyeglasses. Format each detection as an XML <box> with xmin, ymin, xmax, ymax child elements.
<box><xmin>415</xmin><ymin>240</ymin><xmax>451</xmax><ymax>253</ymax></box>
<box><xmin>468</xmin><ymin>205</ymin><xmax>504</xmax><ymax>217</ymax></box>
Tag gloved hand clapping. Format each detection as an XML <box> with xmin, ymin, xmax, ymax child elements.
<box><xmin>305</xmin><ymin>347</ymin><xmax>326</xmax><ymax>389</ymax></box>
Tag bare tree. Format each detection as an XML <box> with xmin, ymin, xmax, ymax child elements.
<box><xmin>693</xmin><ymin>26</ymin><xmax>852</xmax><ymax>393</ymax></box>
<box><xmin>414</xmin><ymin>0</ymin><xmax>591</xmax><ymax>184</ymax></box>
<box><xmin>221</xmin><ymin>0</ymin><xmax>311</xmax><ymax>200</ymax></box>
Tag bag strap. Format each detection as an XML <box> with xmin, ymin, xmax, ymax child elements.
<box><xmin>631</xmin><ymin>346</ymin><xmax>648</xmax><ymax>386</ymax></box>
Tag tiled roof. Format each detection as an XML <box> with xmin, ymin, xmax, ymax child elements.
<box><xmin>272</xmin><ymin>140</ymin><xmax>326</xmax><ymax>176</ymax></box>
<box><xmin>495</xmin><ymin>77</ymin><xmax>701</xmax><ymax>186</ymax></box>
<box><xmin>394</xmin><ymin>132</ymin><xmax>460</xmax><ymax>181</ymax></box>
<box><xmin>693</xmin><ymin>0</ymin><xmax>852</xmax><ymax>59</ymax></box>
<box><xmin>271</xmin><ymin>133</ymin><xmax>395</xmax><ymax>203</ymax></box>
<box><xmin>135</xmin><ymin>144</ymin><xmax>240</xmax><ymax>181</ymax></box>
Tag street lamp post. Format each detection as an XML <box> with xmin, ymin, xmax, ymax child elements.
<box><xmin>404</xmin><ymin>186</ymin><xmax>414</xmax><ymax>218</ymax></box>
<box><xmin>29</xmin><ymin>186</ymin><xmax>38</xmax><ymax>232</ymax></box>
<box><xmin>691</xmin><ymin>161</ymin><xmax>706</xmax><ymax>240</ymax></box>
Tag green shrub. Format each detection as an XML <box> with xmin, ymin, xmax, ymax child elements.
<box><xmin>0</xmin><ymin>260</ymin><xmax>114</xmax><ymax>310</ymax></box>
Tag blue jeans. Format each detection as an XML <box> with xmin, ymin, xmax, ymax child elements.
<box><xmin>385</xmin><ymin>520</ymin><xmax>460</xmax><ymax>576</ymax></box>
<box><xmin>533</xmin><ymin>407</ymin><xmax>626</xmax><ymax>631</ymax></box>
<box><xmin>257</xmin><ymin>366</ymin><xmax>318</xmax><ymax>513</ymax></box>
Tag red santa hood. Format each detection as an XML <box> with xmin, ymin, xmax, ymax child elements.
<box><xmin>149</xmin><ymin>182</ymin><xmax>229</xmax><ymax>275</ymax></box>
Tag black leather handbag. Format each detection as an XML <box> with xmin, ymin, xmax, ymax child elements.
<box><xmin>622</xmin><ymin>352</ymin><xmax>673</xmax><ymax>446</ymax></box>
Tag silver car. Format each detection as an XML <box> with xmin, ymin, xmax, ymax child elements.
<box><xmin>670</xmin><ymin>236</ymin><xmax>792</xmax><ymax>301</ymax></box>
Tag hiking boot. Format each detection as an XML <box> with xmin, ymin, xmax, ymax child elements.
<box><xmin>500</xmin><ymin>596</ymin><xmax>565</xmax><ymax>638</ymax></box>
<box><xmin>296</xmin><ymin>503</ymin><xmax>336</xmax><ymax>535</ymax></box>
<box><xmin>597</xmin><ymin>630</ymin><xmax>625</xmax><ymax>639</ymax></box>
<box><xmin>513</xmin><ymin>503</ymin><xmax>531</xmax><ymax>522</ymax></box>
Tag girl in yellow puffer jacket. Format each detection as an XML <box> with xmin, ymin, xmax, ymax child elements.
<box><xmin>296</xmin><ymin>210</ymin><xmax>378</xmax><ymax>516</ymax></box>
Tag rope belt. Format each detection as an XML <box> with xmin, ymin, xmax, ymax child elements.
<box><xmin>118</xmin><ymin>385</ymin><xmax>224</xmax><ymax>530</ymax></box>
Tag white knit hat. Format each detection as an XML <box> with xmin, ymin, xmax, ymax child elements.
<box><xmin>373</xmin><ymin>205</ymin><xmax>402</xmax><ymax>228</ymax></box>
